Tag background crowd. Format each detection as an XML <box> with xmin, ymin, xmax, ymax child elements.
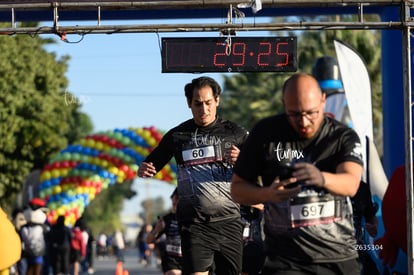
<box><xmin>0</xmin><ymin>197</ymin><xmax>132</xmax><ymax>275</ymax></box>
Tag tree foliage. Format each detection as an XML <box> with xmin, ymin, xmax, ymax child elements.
<box><xmin>82</xmin><ymin>180</ymin><xmax>136</xmax><ymax>235</ymax></box>
<box><xmin>218</xmin><ymin>72</ymin><xmax>286</xmax><ymax>130</ymax></box>
<box><xmin>140</xmin><ymin>196</ymin><xmax>168</xmax><ymax>225</ymax></box>
<box><xmin>219</xmin><ymin>15</ymin><xmax>383</xmax><ymax>154</ymax></box>
<box><xmin>0</xmin><ymin>23</ymin><xmax>93</xmax><ymax>209</ymax></box>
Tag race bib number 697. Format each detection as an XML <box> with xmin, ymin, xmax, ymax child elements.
<box><xmin>290</xmin><ymin>198</ymin><xmax>339</xmax><ymax>228</ymax></box>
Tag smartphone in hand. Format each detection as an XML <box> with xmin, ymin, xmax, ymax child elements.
<box><xmin>279</xmin><ymin>165</ymin><xmax>300</xmax><ymax>189</ymax></box>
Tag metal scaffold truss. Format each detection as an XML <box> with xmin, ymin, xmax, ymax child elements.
<box><xmin>0</xmin><ymin>0</ymin><xmax>407</xmax><ymax>34</ymax></box>
<box><xmin>401</xmin><ymin>2</ymin><xmax>414</xmax><ymax>275</ymax></box>
<box><xmin>0</xmin><ymin>1</ymin><xmax>413</xmax><ymax>274</ymax></box>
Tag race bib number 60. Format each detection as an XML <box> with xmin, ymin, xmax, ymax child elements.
<box><xmin>182</xmin><ymin>145</ymin><xmax>218</xmax><ymax>165</ymax></box>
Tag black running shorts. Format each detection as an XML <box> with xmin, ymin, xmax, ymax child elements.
<box><xmin>180</xmin><ymin>219</ymin><xmax>243</xmax><ymax>275</ymax></box>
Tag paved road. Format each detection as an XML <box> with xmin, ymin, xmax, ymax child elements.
<box><xmin>92</xmin><ymin>249</ymin><xmax>163</xmax><ymax>275</ymax></box>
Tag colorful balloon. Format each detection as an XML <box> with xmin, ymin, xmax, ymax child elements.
<box><xmin>39</xmin><ymin>127</ymin><xmax>177</xmax><ymax>226</ymax></box>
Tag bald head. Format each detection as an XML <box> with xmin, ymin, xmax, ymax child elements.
<box><xmin>282</xmin><ymin>73</ymin><xmax>326</xmax><ymax>139</ymax></box>
<box><xmin>282</xmin><ymin>74</ymin><xmax>322</xmax><ymax>99</ymax></box>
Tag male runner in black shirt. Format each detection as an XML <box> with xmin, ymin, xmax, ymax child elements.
<box><xmin>231</xmin><ymin>73</ymin><xmax>363</xmax><ymax>275</ymax></box>
<box><xmin>139</xmin><ymin>76</ymin><xmax>248</xmax><ymax>275</ymax></box>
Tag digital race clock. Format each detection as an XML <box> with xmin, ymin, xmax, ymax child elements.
<box><xmin>161</xmin><ymin>36</ymin><xmax>297</xmax><ymax>73</ymax></box>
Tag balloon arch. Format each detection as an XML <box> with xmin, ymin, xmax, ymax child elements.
<box><xmin>38</xmin><ymin>126</ymin><xmax>177</xmax><ymax>226</ymax></box>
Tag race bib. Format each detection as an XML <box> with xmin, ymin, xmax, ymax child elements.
<box><xmin>243</xmin><ymin>224</ymin><xmax>250</xmax><ymax>239</ymax></box>
<box><xmin>166</xmin><ymin>244</ymin><xmax>182</xmax><ymax>257</ymax></box>
<box><xmin>182</xmin><ymin>145</ymin><xmax>221</xmax><ymax>165</ymax></box>
<box><xmin>289</xmin><ymin>194</ymin><xmax>341</xmax><ymax>228</ymax></box>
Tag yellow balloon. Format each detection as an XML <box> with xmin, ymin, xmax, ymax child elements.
<box><xmin>95</xmin><ymin>141</ymin><xmax>103</xmax><ymax>150</ymax></box>
<box><xmin>142</xmin><ymin>130</ymin><xmax>151</xmax><ymax>140</ymax></box>
<box><xmin>51</xmin><ymin>169</ymin><xmax>61</xmax><ymax>178</ymax></box>
<box><xmin>86</xmin><ymin>139</ymin><xmax>95</xmax><ymax>148</ymax></box>
<box><xmin>148</xmin><ymin>137</ymin><xmax>157</xmax><ymax>147</ymax></box>
<box><xmin>140</xmin><ymin>148</ymin><xmax>148</xmax><ymax>157</ymax></box>
<box><xmin>108</xmin><ymin>166</ymin><xmax>119</xmax><ymax>175</ymax></box>
<box><xmin>116</xmin><ymin>176</ymin><xmax>125</xmax><ymax>184</ymax></box>
<box><xmin>90</xmin><ymin>157</ymin><xmax>99</xmax><ymax>166</ymax></box>
<box><xmin>68</xmin><ymin>216</ymin><xmax>75</xmax><ymax>226</ymax></box>
<box><xmin>100</xmin><ymin>159</ymin><xmax>109</xmax><ymax>168</ymax></box>
<box><xmin>60</xmin><ymin>168</ymin><xmax>69</xmax><ymax>177</ymax></box>
<box><xmin>52</xmin><ymin>186</ymin><xmax>62</xmax><ymax>195</ymax></box>
<box><xmin>135</xmin><ymin>128</ymin><xmax>143</xmax><ymax>135</ymax></box>
<box><xmin>117</xmin><ymin>170</ymin><xmax>126</xmax><ymax>177</ymax></box>
<box><xmin>134</xmin><ymin>147</ymin><xmax>143</xmax><ymax>155</ymax></box>
<box><xmin>102</xmin><ymin>144</ymin><xmax>111</xmax><ymax>152</ymax></box>
<box><xmin>41</xmin><ymin>171</ymin><xmax>51</xmax><ymax>180</ymax></box>
<box><xmin>57</xmin><ymin>207</ymin><xmax>65</xmax><ymax>216</ymax></box>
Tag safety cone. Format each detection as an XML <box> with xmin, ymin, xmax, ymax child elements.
<box><xmin>115</xmin><ymin>261</ymin><xmax>123</xmax><ymax>275</ymax></box>
<box><xmin>123</xmin><ymin>269</ymin><xmax>129</xmax><ymax>275</ymax></box>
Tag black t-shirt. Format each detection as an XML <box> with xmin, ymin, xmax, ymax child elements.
<box><xmin>159</xmin><ymin>212</ymin><xmax>182</xmax><ymax>257</ymax></box>
<box><xmin>235</xmin><ymin>115</ymin><xmax>363</xmax><ymax>185</ymax></box>
<box><xmin>145</xmin><ymin>117</ymin><xmax>248</xmax><ymax>223</ymax></box>
<box><xmin>234</xmin><ymin>114</ymin><xmax>364</xmax><ymax>263</ymax></box>
<box><xmin>49</xmin><ymin>224</ymin><xmax>72</xmax><ymax>248</ymax></box>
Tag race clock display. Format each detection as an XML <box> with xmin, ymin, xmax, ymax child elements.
<box><xmin>161</xmin><ymin>36</ymin><xmax>297</xmax><ymax>73</ymax></box>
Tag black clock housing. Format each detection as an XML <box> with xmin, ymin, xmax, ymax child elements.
<box><xmin>161</xmin><ymin>36</ymin><xmax>297</xmax><ymax>73</ymax></box>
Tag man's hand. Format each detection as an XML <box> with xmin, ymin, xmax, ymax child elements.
<box><xmin>138</xmin><ymin>162</ymin><xmax>157</xmax><ymax>177</ymax></box>
<box><xmin>292</xmin><ymin>162</ymin><xmax>325</xmax><ymax>188</ymax></box>
<box><xmin>226</xmin><ymin>145</ymin><xmax>240</xmax><ymax>165</ymax></box>
<box><xmin>266</xmin><ymin>177</ymin><xmax>302</xmax><ymax>203</ymax></box>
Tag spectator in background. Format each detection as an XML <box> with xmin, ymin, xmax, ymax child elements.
<box><xmin>136</xmin><ymin>224</ymin><xmax>153</xmax><ymax>266</ymax></box>
<box><xmin>97</xmin><ymin>233</ymin><xmax>107</xmax><ymax>258</ymax></box>
<box><xmin>20</xmin><ymin>199</ymin><xmax>49</xmax><ymax>275</ymax></box>
<box><xmin>48</xmin><ymin>215</ymin><xmax>72</xmax><ymax>275</ymax></box>
<box><xmin>85</xmin><ymin>232</ymin><xmax>96</xmax><ymax>275</ymax></box>
<box><xmin>74</xmin><ymin>217</ymin><xmax>95</xmax><ymax>275</ymax></box>
<box><xmin>112</xmin><ymin>230</ymin><xmax>125</xmax><ymax>263</ymax></box>
<box><xmin>70</xmin><ymin>221</ymin><xmax>86</xmax><ymax>275</ymax></box>
<box><xmin>12</xmin><ymin>208</ymin><xmax>27</xmax><ymax>275</ymax></box>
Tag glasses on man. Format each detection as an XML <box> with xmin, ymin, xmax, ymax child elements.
<box><xmin>286</xmin><ymin>110</ymin><xmax>320</xmax><ymax>121</ymax></box>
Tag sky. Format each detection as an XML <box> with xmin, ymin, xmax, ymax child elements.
<box><xmin>43</xmin><ymin>17</ymin><xmax>272</xmax><ymax>133</ymax></box>
<box><xmin>45</xmin><ymin>29</ymin><xmax>222</xmax><ymax>133</ymax></box>
<box><xmin>42</xmin><ymin>18</ymin><xmax>270</xmax><ymax>216</ymax></box>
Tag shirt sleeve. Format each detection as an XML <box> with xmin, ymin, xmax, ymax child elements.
<box><xmin>144</xmin><ymin>129</ymin><xmax>175</xmax><ymax>172</ymax></box>
<box><xmin>338</xmin><ymin>127</ymin><xmax>364</xmax><ymax>166</ymax></box>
